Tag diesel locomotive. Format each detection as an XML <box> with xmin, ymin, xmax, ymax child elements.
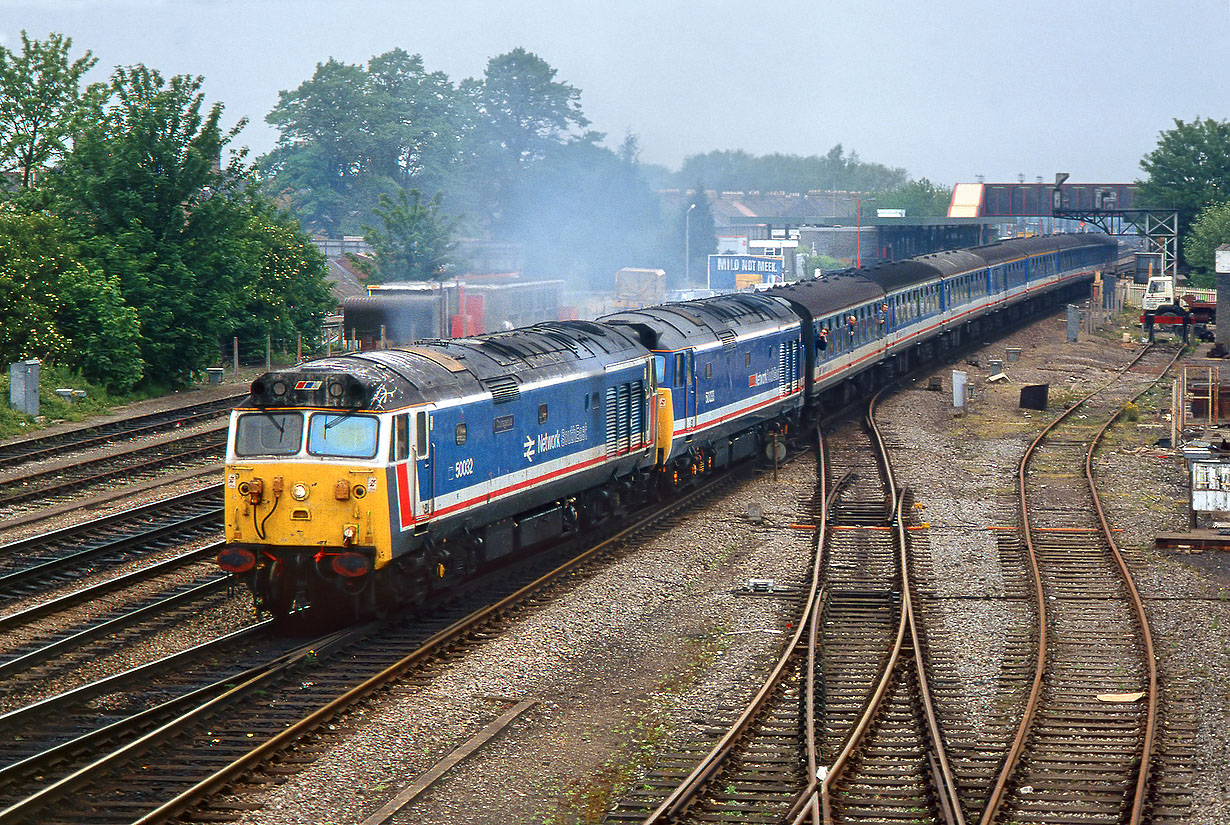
<box><xmin>218</xmin><ymin>233</ymin><xmax>1116</xmax><ymax>616</ymax></box>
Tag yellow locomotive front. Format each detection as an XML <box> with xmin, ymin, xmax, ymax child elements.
<box><xmin>218</xmin><ymin>374</ymin><xmax>394</xmax><ymax>614</ymax></box>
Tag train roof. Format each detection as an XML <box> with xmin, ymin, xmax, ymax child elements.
<box><xmin>598</xmin><ymin>292</ymin><xmax>797</xmax><ymax>351</ymax></box>
<box><xmin>243</xmin><ymin>320</ymin><xmax>647</xmax><ymax>412</ymax></box>
<box><xmin>855</xmin><ymin>259</ymin><xmax>946</xmax><ymax>292</ymax></box>
<box><xmin>973</xmin><ymin>233</ymin><xmax>1114</xmax><ymax>265</ymax></box>
<box><xmin>769</xmin><ymin>233</ymin><xmax>1116</xmax><ymax>312</ymax></box>
<box><xmin>762</xmin><ymin>272</ymin><xmax>886</xmax><ymax>322</ymax></box>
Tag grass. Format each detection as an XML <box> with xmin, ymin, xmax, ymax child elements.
<box><xmin>0</xmin><ymin>365</ymin><xmax>139</xmax><ymax>438</ymax></box>
<box><xmin>0</xmin><ymin>357</ymin><xmax>295</xmax><ymax>440</ymax></box>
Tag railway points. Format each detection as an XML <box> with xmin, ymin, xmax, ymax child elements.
<box><xmin>0</xmin><ymin>245</ymin><xmax>1226</xmax><ymax>823</ymax></box>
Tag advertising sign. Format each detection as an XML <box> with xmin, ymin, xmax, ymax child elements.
<box><xmin>707</xmin><ymin>254</ymin><xmax>784</xmax><ymax>291</ymax></box>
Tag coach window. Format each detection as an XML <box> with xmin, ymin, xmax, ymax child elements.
<box><xmin>538</xmin><ymin>403</ymin><xmax>548</xmax><ymax>425</ymax></box>
<box><xmin>455</xmin><ymin>423</ymin><xmax>467</xmax><ymax>445</ymax></box>
<box><xmin>391</xmin><ymin>413</ymin><xmax>409</xmax><ymax>461</ymax></box>
<box><xmin>415</xmin><ymin>411</ymin><xmax>428</xmax><ymax>459</ymax></box>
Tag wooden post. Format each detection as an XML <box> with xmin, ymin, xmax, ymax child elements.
<box><xmin>266</xmin><ymin>335</ymin><xmax>272</xmax><ymax>370</ymax></box>
<box><xmin>297</xmin><ymin>333</ymin><xmax>302</xmax><ymax>364</ymax></box>
<box><xmin>380</xmin><ymin>324</ymin><xmax>387</xmax><ymax>350</ymax></box>
<box><xmin>233</xmin><ymin>337</ymin><xmax>239</xmax><ymax>376</ymax></box>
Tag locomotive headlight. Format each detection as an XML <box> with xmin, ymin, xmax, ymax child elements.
<box><xmin>291</xmin><ymin>482</ymin><xmax>309</xmax><ymax>501</ymax></box>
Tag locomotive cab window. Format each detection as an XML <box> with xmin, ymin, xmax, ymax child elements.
<box><xmin>653</xmin><ymin>356</ymin><xmax>665</xmax><ymax>384</ymax></box>
<box><xmin>705</xmin><ymin>363</ymin><xmax>712</xmax><ymax>379</ymax></box>
<box><xmin>391</xmin><ymin>413</ymin><xmax>409</xmax><ymax>461</ymax></box>
<box><xmin>235</xmin><ymin>411</ymin><xmax>303</xmax><ymax>456</ymax></box>
<box><xmin>674</xmin><ymin>353</ymin><xmax>686</xmax><ymax>387</ymax></box>
<box><xmin>455</xmin><ymin>423</ymin><xmax>467</xmax><ymax>445</ymax></box>
<box><xmin>538</xmin><ymin>404</ymin><xmax>548</xmax><ymax>425</ymax></box>
<box><xmin>307</xmin><ymin>413</ymin><xmax>379</xmax><ymax>459</ymax></box>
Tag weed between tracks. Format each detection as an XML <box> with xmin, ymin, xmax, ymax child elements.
<box><xmin>533</xmin><ymin>628</ymin><xmax>728</xmax><ymax>824</ymax></box>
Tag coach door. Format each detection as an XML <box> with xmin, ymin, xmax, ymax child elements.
<box><xmin>414</xmin><ymin>408</ymin><xmax>434</xmax><ymax>517</ymax></box>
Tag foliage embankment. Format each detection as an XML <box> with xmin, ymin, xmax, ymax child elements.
<box><xmin>0</xmin><ymin>34</ymin><xmax>334</xmax><ymax>394</ymax></box>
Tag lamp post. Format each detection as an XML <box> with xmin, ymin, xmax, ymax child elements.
<box><xmin>685</xmin><ymin>203</ymin><xmax>697</xmax><ymax>287</ymax></box>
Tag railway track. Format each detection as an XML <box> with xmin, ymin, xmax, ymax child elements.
<box><xmin>0</xmin><ymin>394</ymin><xmax>242</xmax><ymax>471</ymax></box>
<box><xmin>0</xmin><ymin>487</ymin><xmax>221</xmax><ymax>605</ymax></box>
<box><xmin>0</xmin><ymin>446</ymin><xmax>769</xmax><ymax>825</ymax></box>
<box><xmin>790</xmin><ymin>403</ymin><xmax>960</xmax><ymax>825</ymax></box>
<box><xmin>601</xmin><ymin>407</ymin><xmax>956</xmax><ymax>825</ymax></box>
<box><xmin>0</xmin><ymin>426</ymin><xmax>226</xmax><ymax>513</ymax></box>
<box><xmin>977</xmin><ymin>343</ymin><xmax>1181</xmax><ymax>825</ymax></box>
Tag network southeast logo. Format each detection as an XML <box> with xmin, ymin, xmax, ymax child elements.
<box><xmin>748</xmin><ymin>368</ymin><xmax>781</xmax><ymax>388</ymax></box>
<box><xmin>523</xmin><ymin>424</ymin><xmax>587</xmax><ymax>462</ymax></box>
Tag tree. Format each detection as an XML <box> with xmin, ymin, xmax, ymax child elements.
<box><xmin>224</xmin><ymin>199</ymin><xmax>336</xmax><ymax>359</ymax></box>
<box><xmin>355</xmin><ymin>188</ymin><xmax>460</xmax><ymax>282</ymax></box>
<box><xmin>365</xmin><ymin>49</ymin><xmax>468</xmax><ymax>195</ymax></box>
<box><xmin>874</xmin><ymin>178</ymin><xmax>953</xmax><ymax>217</ymax></box>
<box><xmin>53</xmin><ymin>65</ymin><xmax>243</xmax><ymax>385</ymax></box>
<box><xmin>0</xmin><ymin>31</ymin><xmax>99</xmax><ymax>188</ymax></box>
<box><xmin>261</xmin><ymin>51</ymin><xmax>469</xmax><ymax>235</ymax></box>
<box><xmin>0</xmin><ymin>206</ymin><xmax>71</xmax><ymax>364</ymax></box>
<box><xmin>54</xmin><ymin>64</ymin><xmax>332</xmax><ymax>387</ymax></box>
<box><xmin>261</xmin><ymin>58</ymin><xmax>372</xmax><ymax>234</ymax></box>
<box><xmin>1139</xmin><ymin>118</ymin><xmax>1230</xmax><ymax>252</ymax></box>
<box><xmin>676</xmin><ymin>145</ymin><xmax>909</xmax><ymax>194</ymax></box>
<box><xmin>475</xmin><ymin>47</ymin><xmax>590</xmax><ymax>167</ymax></box>
<box><xmin>1182</xmin><ymin>201</ymin><xmax>1230</xmax><ymax>285</ymax></box>
<box><xmin>55</xmin><ymin>260</ymin><xmax>143</xmax><ymax>390</ymax></box>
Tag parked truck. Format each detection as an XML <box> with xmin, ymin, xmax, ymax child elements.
<box><xmin>1140</xmin><ymin>274</ymin><xmax>1216</xmax><ymax>341</ymax></box>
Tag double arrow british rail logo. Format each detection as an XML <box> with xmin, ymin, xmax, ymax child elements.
<box><xmin>523</xmin><ymin>434</ymin><xmax>536</xmax><ymax>462</ymax></box>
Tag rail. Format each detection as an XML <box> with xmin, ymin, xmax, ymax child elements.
<box><xmin>980</xmin><ymin>342</ymin><xmax>1180</xmax><ymax>824</ymax></box>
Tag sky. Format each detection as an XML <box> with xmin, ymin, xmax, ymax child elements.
<box><xmin>3</xmin><ymin>0</ymin><xmax>1228</xmax><ymax>188</ymax></box>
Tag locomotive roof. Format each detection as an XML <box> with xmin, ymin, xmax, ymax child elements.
<box><xmin>598</xmin><ymin>292</ymin><xmax>797</xmax><ymax>351</ymax></box>
<box><xmin>762</xmin><ymin>273</ymin><xmax>886</xmax><ymax>322</ymax></box>
<box><xmin>242</xmin><ymin>320</ymin><xmax>647</xmax><ymax>412</ymax></box>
